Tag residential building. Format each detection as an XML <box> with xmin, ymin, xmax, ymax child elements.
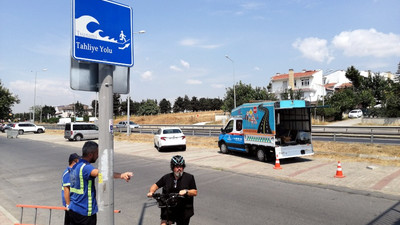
<box><xmin>55</xmin><ymin>104</ymin><xmax>92</xmax><ymax>118</ymax></box>
<box><xmin>323</xmin><ymin>70</ymin><xmax>396</xmax><ymax>94</ymax></box>
<box><xmin>323</xmin><ymin>70</ymin><xmax>352</xmax><ymax>94</ymax></box>
<box><xmin>270</xmin><ymin>69</ymin><xmax>326</xmax><ymax>102</ymax></box>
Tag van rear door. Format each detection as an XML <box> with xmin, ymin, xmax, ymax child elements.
<box><xmin>64</xmin><ymin>123</ymin><xmax>72</xmax><ymax>139</ymax></box>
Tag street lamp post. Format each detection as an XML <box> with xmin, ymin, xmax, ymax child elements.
<box><xmin>127</xmin><ymin>30</ymin><xmax>146</xmax><ymax>136</ymax></box>
<box><xmin>32</xmin><ymin>68</ymin><xmax>47</xmax><ymax>123</ymax></box>
<box><xmin>225</xmin><ymin>55</ymin><xmax>236</xmax><ymax>108</ymax></box>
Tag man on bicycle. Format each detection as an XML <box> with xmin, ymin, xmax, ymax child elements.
<box><xmin>147</xmin><ymin>155</ymin><xmax>197</xmax><ymax>225</ymax></box>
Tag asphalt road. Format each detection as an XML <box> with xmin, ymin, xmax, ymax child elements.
<box><xmin>0</xmin><ymin>134</ymin><xmax>399</xmax><ymax>225</ymax></box>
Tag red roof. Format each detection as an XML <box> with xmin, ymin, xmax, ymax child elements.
<box><xmin>271</xmin><ymin>70</ymin><xmax>317</xmax><ymax>81</ymax></box>
<box><xmin>324</xmin><ymin>83</ymin><xmax>336</xmax><ymax>89</ymax></box>
<box><xmin>336</xmin><ymin>83</ymin><xmax>353</xmax><ymax>89</ymax></box>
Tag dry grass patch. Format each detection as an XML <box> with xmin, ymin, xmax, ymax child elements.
<box><xmin>313</xmin><ymin>141</ymin><xmax>400</xmax><ymax>166</ymax></box>
<box><xmin>115</xmin><ymin>111</ymin><xmax>223</xmax><ymax>125</ymax></box>
<box><xmin>45</xmin><ymin>130</ymin><xmax>64</xmax><ymax>135</ymax></box>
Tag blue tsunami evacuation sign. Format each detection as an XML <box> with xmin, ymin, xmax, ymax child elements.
<box><xmin>72</xmin><ymin>0</ymin><xmax>133</xmax><ymax>67</ymax></box>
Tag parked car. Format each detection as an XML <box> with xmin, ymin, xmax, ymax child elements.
<box><xmin>115</xmin><ymin>121</ymin><xmax>140</xmax><ymax>129</ymax></box>
<box><xmin>154</xmin><ymin>127</ymin><xmax>186</xmax><ymax>151</ymax></box>
<box><xmin>3</xmin><ymin>123</ymin><xmax>14</xmax><ymax>132</ymax></box>
<box><xmin>2</xmin><ymin>123</ymin><xmax>14</xmax><ymax>133</ymax></box>
<box><xmin>0</xmin><ymin>123</ymin><xmax>6</xmax><ymax>132</ymax></box>
<box><xmin>64</xmin><ymin>122</ymin><xmax>99</xmax><ymax>141</ymax></box>
<box><xmin>348</xmin><ymin>109</ymin><xmax>363</xmax><ymax>118</ymax></box>
<box><xmin>12</xmin><ymin>122</ymin><xmax>45</xmax><ymax>135</ymax></box>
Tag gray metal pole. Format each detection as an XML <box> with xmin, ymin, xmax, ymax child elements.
<box><xmin>225</xmin><ymin>55</ymin><xmax>236</xmax><ymax>108</ymax></box>
<box><xmin>127</xmin><ymin>94</ymin><xmax>130</xmax><ymax>136</ymax></box>
<box><xmin>98</xmin><ymin>64</ymin><xmax>115</xmax><ymax>225</ymax></box>
<box><xmin>33</xmin><ymin>71</ymin><xmax>37</xmax><ymax>122</ymax></box>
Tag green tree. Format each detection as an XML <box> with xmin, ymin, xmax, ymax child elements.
<box><xmin>198</xmin><ymin>98</ymin><xmax>208</xmax><ymax>110</ymax></box>
<box><xmin>113</xmin><ymin>94</ymin><xmax>122</xmax><ymax>117</ymax></box>
<box><xmin>173</xmin><ymin>97</ymin><xmax>184</xmax><ymax>113</ymax></box>
<box><xmin>382</xmin><ymin>82</ymin><xmax>400</xmax><ymax>117</ymax></box>
<box><xmin>370</xmin><ymin>74</ymin><xmax>388</xmax><ymax>104</ymax></box>
<box><xmin>222</xmin><ymin>81</ymin><xmax>277</xmax><ymax>112</ymax></box>
<box><xmin>159</xmin><ymin>98</ymin><xmax>172</xmax><ymax>114</ymax></box>
<box><xmin>281</xmin><ymin>89</ymin><xmax>302</xmax><ymax>100</ymax></box>
<box><xmin>211</xmin><ymin>98</ymin><xmax>223</xmax><ymax>110</ymax></box>
<box><xmin>120</xmin><ymin>98</ymin><xmax>139</xmax><ymax>116</ymax></box>
<box><xmin>357</xmin><ymin>89</ymin><xmax>376</xmax><ymax>109</ymax></box>
<box><xmin>183</xmin><ymin>95</ymin><xmax>191</xmax><ymax>111</ymax></box>
<box><xmin>91</xmin><ymin>100</ymin><xmax>99</xmax><ymax>117</ymax></box>
<box><xmin>190</xmin><ymin>97</ymin><xmax>199</xmax><ymax>112</ymax></box>
<box><xmin>0</xmin><ymin>80</ymin><xmax>20</xmax><ymax>120</ymax></box>
<box><xmin>345</xmin><ymin>66</ymin><xmax>363</xmax><ymax>90</ymax></box>
<box><xmin>42</xmin><ymin>105</ymin><xmax>56</xmax><ymax>120</ymax></box>
<box><xmin>131</xmin><ymin>101</ymin><xmax>140</xmax><ymax>115</ymax></box>
<box><xmin>74</xmin><ymin>101</ymin><xmax>85</xmax><ymax>117</ymax></box>
<box><xmin>138</xmin><ymin>99</ymin><xmax>159</xmax><ymax>115</ymax></box>
<box><xmin>14</xmin><ymin>113</ymin><xmax>29</xmax><ymax>122</ymax></box>
<box><xmin>325</xmin><ymin>88</ymin><xmax>357</xmax><ymax>120</ymax></box>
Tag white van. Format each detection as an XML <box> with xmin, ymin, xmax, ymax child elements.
<box><xmin>64</xmin><ymin>122</ymin><xmax>99</xmax><ymax>141</ymax></box>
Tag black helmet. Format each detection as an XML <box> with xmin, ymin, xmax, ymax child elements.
<box><xmin>170</xmin><ymin>155</ymin><xmax>185</xmax><ymax>170</ymax></box>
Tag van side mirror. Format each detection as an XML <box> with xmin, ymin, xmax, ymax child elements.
<box><xmin>220</xmin><ymin>128</ymin><xmax>225</xmax><ymax>134</ymax></box>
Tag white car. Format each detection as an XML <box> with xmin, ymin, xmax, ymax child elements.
<box><xmin>154</xmin><ymin>127</ymin><xmax>186</xmax><ymax>151</ymax></box>
<box><xmin>115</xmin><ymin>121</ymin><xmax>140</xmax><ymax>129</ymax></box>
<box><xmin>348</xmin><ymin>109</ymin><xmax>363</xmax><ymax>118</ymax></box>
<box><xmin>12</xmin><ymin>122</ymin><xmax>45</xmax><ymax>135</ymax></box>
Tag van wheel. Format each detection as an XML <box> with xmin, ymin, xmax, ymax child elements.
<box><xmin>37</xmin><ymin>129</ymin><xmax>43</xmax><ymax>134</ymax></box>
<box><xmin>75</xmin><ymin>135</ymin><xmax>83</xmax><ymax>141</ymax></box>
<box><xmin>256</xmin><ymin>149</ymin><xmax>266</xmax><ymax>162</ymax></box>
<box><xmin>220</xmin><ymin>143</ymin><xmax>228</xmax><ymax>154</ymax></box>
<box><xmin>18</xmin><ymin>130</ymin><xmax>24</xmax><ymax>135</ymax></box>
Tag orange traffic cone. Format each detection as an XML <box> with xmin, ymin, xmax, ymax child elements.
<box><xmin>334</xmin><ymin>161</ymin><xmax>345</xmax><ymax>178</ymax></box>
<box><xmin>273</xmin><ymin>158</ymin><xmax>282</xmax><ymax>170</ymax></box>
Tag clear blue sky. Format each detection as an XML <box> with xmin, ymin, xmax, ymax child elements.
<box><xmin>1</xmin><ymin>0</ymin><xmax>399</xmax><ymax>113</ymax></box>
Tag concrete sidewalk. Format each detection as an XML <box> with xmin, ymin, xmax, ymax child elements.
<box><xmin>1</xmin><ymin>132</ymin><xmax>400</xmax><ymax>224</ymax></box>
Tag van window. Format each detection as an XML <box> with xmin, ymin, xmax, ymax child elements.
<box><xmin>225</xmin><ymin>120</ymin><xmax>234</xmax><ymax>133</ymax></box>
<box><xmin>65</xmin><ymin>124</ymin><xmax>71</xmax><ymax>130</ymax></box>
<box><xmin>236</xmin><ymin>120</ymin><xmax>242</xmax><ymax>131</ymax></box>
<box><xmin>75</xmin><ymin>125</ymin><xmax>84</xmax><ymax>130</ymax></box>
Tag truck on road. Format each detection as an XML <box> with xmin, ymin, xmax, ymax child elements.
<box><xmin>218</xmin><ymin>100</ymin><xmax>314</xmax><ymax>162</ymax></box>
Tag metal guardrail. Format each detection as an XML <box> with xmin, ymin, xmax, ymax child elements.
<box><xmin>43</xmin><ymin>124</ymin><xmax>400</xmax><ymax>141</ymax></box>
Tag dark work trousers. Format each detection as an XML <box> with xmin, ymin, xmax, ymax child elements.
<box><xmin>69</xmin><ymin>210</ymin><xmax>97</xmax><ymax>225</ymax></box>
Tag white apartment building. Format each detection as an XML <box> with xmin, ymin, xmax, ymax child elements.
<box><xmin>270</xmin><ymin>69</ymin><xmax>326</xmax><ymax>102</ymax></box>
<box><xmin>55</xmin><ymin>104</ymin><xmax>92</xmax><ymax>118</ymax></box>
<box><xmin>324</xmin><ymin>70</ymin><xmax>396</xmax><ymax>94</ymax></box>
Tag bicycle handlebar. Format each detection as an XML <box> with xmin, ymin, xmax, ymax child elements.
<box><xmin>150</xmin><ymin>192</ymin><xmax>184</xmax><ymax>208</ymax></box>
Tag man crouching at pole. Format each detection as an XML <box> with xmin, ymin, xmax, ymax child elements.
<box><xmin>69</xmin><ymin>141</ymin><xmax>133</xmax><ymax>225</ymax></box>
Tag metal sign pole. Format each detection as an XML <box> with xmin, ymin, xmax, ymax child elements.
<box><xmin>127</xmin><ymin>69</ymin><xmax>131</xmax><ymax>136</ymax></box>
<box><xmin>98</xmin><ymin>64</ymin><xmax>115</xmax><ymax>225</ymax></box>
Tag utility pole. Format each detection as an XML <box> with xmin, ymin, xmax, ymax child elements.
<box><xmin>225</xmin><ymin>55</ymin><xmax>236</xmax><ymax>108</ymax></box>
<box><xmin>98</xmin><ymin>64</ymin><xmax>115</xmax><ymax>225</ymax></box>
